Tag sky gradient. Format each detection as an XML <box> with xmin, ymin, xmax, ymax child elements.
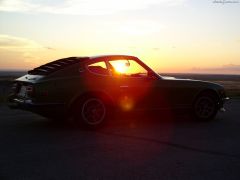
<box><xmin>0</xmin><ymin>0</ymin><xmax>240</xmax><ymax>74</ymax></box>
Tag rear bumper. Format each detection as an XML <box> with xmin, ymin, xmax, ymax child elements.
<box><xmin>8</xmin><ymin>98</ymin><xmax>34</xmax><ymax>109</ymax></box>
<box><xmin>8</xmin><ymin>98</ymin><xmax>65</xmax><ymax>117</ymax></box>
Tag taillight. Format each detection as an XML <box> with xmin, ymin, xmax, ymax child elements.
<box><xmin>26</xmin><ymin>85</ymin><xmax>34</xmax><ymax>97</ymax></box>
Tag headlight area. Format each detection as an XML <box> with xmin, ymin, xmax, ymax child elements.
<box><xmin>218</xmin><ymin>89</ymin><xmax>226</xmax><ymax>98</ymax></box>
<box><xmin>217</xmin><ymin>88</ymin><xmax>230</xmax><ymax>112</ymax></box>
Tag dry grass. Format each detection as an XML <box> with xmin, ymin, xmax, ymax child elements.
<box><xmin>213</xmin><ymin>81</ymin><xmax>240</xmax><ymax>97</ymax></box>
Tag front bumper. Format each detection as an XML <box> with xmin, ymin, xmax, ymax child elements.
<box><xmin>219</xmin><ymin>97</ymin><xmax>230</xmax><ymax>112</ymax></box>
<box><xmin>223</xmin><ymin>97</ymin><xmax>230</xmax><ymax>103</ymax></box>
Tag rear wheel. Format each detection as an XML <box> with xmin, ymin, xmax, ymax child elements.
<box><xmin>73</xmin><ymin>96</ymin><xmax>110</xmax><ymax>129</ymax></box>
<box><xmin>193</xmin><ymin>93</ymin><xmax>218</xmax><ymax>121</ymax></box>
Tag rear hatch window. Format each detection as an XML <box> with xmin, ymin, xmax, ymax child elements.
<box><xmin>28</xmin><ymin>57</ymin><xmax>88</xmax><ymax>75</ymax></box>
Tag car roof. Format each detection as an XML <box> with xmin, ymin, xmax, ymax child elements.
<box><xmin>74</xmin><ymin>55</ymin><xmax>139</xmax><ymax>62</ymax></box>
<box><xmin>28</xmin><ymin>55</ymin><xmax>139</xmax><ymax>75</ymax></box>
<box><xmin>89</xmin><ymin>55</ymin><xmax>138</xmax><ymax>60</ymax></box>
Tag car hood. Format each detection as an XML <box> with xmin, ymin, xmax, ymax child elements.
<box><xmin>161</xmin><ymin>76</ymin><xmax>179</xmax><ymax>80</ymax></box>
<box><xmin>161</xmin><ymin>75</ymin><xmax>223</xmax><ymax>89</ymax></box>
<box><xmin>162</xmin><ymin>75</ymin><xmax>196</xmax><ymax>81</ymax></box>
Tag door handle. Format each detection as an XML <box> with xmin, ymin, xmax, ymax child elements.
<box><xmin>120</xmin><ymin>85</ymin><xmax>129</xmax><ymax>88</ymax></box>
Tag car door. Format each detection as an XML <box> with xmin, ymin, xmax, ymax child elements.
<box><xmin>151</xmin><ymin>79</ymin><xmax>183</xmax><ymax>109</ymax></box>
<box><xmin>107</xmin><ymin>59</ymin><xmax>164</xmax><ymax>110</ymax></box>
<box><xmin>84</xmin><ymin>60</ymin><xmax>118</xmax><ymax>98</ymax></box>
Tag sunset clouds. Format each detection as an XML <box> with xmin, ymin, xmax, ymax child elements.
<box><xmin>0</xmin><ymin>0</ymin><xmax>187</xmax><ymax>15</ymax></box>
<box><xmin>0</xmin><ymin>1</ymin><xmax>239</xmax><ymax>74</ymax></box>
<box><xmin>0</xmin><ymin>34</ymin><xmax>43</xmax><ymax>50</ymax></box>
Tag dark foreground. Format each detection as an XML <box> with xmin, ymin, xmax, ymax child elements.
<box><xmin>0</xmin><ymin>99</ymin><xmax>240</xmax><ymax>180</ymax></box>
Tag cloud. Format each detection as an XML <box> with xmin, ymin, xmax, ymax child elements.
<box><xmin>0</xmin><ymin>34</ymin><xmax>43</xmax><ymax>50</ymax></box>
<box><xmin>45</xmin><ymin>47</ymin><xmax>56</xmax><ymax>50</ymax></box>
<box><xmin>191</xmin><ymin>64</ymin><xmax>240</xmax><ymax>74</ymax></box>
<box><xmin>0</xmin><ymin>34</ymin><xmax>55</xmax><ymax>51</ymax></box>
<box><xmin>0</xmin><ymin>0</ymin><xmax>187</xmax><ymax>15</ymax></box>
<box><xmin>0</xmin><ymin>34</ymin><xmax>54</xmax><ymax>64</ymax></box>
<box><xmin>116</xmin><ymin>20</ymin><xmax>166</xmax><ymax>35</ymax></box>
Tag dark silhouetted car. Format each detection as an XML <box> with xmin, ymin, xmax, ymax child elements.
<box><xmin>8</xmin><ymin>55</ymin><xmax>229</xmax><ymax>128</ymax></box>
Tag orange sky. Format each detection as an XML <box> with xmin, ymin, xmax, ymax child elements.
<box><xmin>0</xmin><ymin>0</ymin><xmax>240</xmax><ymax>74</ymax></box>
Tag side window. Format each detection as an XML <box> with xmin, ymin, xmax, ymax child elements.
<box><xmin>87</xmin><ymin>61</ymin><xmax>109</xmax><ymax>75</ymax></box>
<box><xmin>109</xmin><ymin>59</ymin><xmax>148</xmax><ymax>78</ymax></box>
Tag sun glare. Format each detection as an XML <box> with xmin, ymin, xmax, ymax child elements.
<box><xmin>112</xmin><ymin>61</ymin><xmax>129</xmax><ymax>73</ymax></box>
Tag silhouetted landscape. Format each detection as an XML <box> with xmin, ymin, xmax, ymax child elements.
<box><xmin>161</xmin><ymin>73</ymin><xmax>240</xmax><ymax>98</ymax></box>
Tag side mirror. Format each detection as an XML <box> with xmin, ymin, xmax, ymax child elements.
<box><xmin>148</xmin><ymin>71</ymin><xmax>158</xmax><ymax>80</ymax></box>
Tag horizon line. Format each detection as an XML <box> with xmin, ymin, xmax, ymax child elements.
<box><xmin>0</xmin><ymin>69</ymin><xmax>239</xmax><ymax>76</ymax></box>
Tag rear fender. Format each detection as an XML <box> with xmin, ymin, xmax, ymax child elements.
<box><xmin>67</xmin><ymin>91</ymin><xmax>115</xmax><ymax>112</ymax></box>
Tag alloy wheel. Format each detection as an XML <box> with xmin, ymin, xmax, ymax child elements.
<box><xmin>194</xmin><ymin>96</ymin><xmax>216</xmax><ymax>119</ymax></box>
<box><xmin>81</xmin><ymin>98</ymin><xmax>106</xmax><ymax>125</ymax></box>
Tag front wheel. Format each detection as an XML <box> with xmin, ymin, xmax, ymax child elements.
<box><xmin>193</xmin><ymin>93</ymin><xmax>218</xmax><ymax>121</ymax></box>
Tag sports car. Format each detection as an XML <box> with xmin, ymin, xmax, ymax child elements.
<box><xmin>8</xmin><ymin>55</ymin><xmax>229</xmax><ymax>128</ymax></box>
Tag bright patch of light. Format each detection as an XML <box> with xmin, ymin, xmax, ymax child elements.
<box><xmin>113</xmin><ymin>62</ymin><xmax>129</xmax><ymax>73</ymax></box>
<box><xmin>120</xmin><ymin>96</ymin><xmax>134</xmax><ymax>111</ymax></box>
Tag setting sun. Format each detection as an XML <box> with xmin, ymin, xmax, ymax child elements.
<box><xmin>110</xmin><ymin>60</ymin><xmax>129</xmax><ymax>74</ymax></box>
<box><xmin>114</xmin><ymin>63</ymin><xmax>128</xmax><ymax>73</ymax></box>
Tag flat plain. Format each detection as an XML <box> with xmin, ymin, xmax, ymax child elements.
<box><xmin>0</xmin><ymin>98</ymin><xmax>240</xmax><ymax>179</ymax></box>
<box><xmin>0</xmin><ymin>71</ymin><xmax>240</xmax><ymax>179</ymax></box>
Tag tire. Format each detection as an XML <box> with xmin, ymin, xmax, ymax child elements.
<box><xmin>73</xmin><ymin>96</ymin><xmax>110</xmax><ymax>129</ymax></box>
<box><xmin>193</xmin><ymin>93</ymin><xmax>218</xmax><ymax>121</ymax></box>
